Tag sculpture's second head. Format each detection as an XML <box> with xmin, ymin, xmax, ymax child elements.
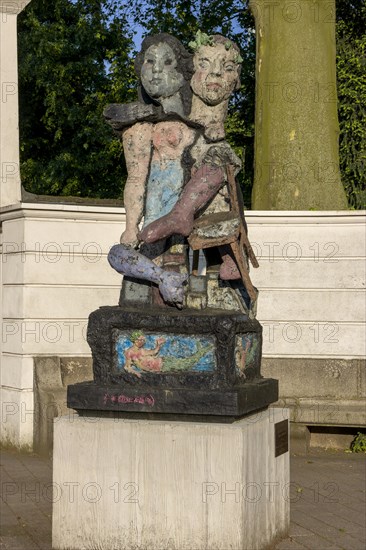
<box><xmin>190</xmin><ymin>33</ymin><xmax>242</xmax><ymax>106</ymax></box>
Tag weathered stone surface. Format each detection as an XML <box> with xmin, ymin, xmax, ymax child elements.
<box><xmin>278</xmin><ymin>398</ymin><xmax>366</xmax><ymax>427</ymax></box>
<box><xmin>88</xmin><ymin>306</ymin><xmax>261</xmax><ymax>386</ymax></box>
<box><xmin>108</xmin><ymin>244</ymin><xmax>188</xmax><ymax>306</ymax></box>
<box><xmin>189</xmin><ymin>38</ymin><xmax>241</xmax><ymax>141</ymax></box>
<box><xmin>261</xmin><ymin>357</ymin><xmax>365</xmax><ymax>400</ymax></box>
<box><xmin>67</xmin><ymin>380</ymin><xmax>278</xmax><ymax>416</ymax></box>
<box><xmin>262</xmin><ymin>357</ymin><xmax>366</xmax><ymax>428</ymax></box>
<box><xmin>67</xmin><ymin>306</ymin><xmax>278</xmax><ymax>416</ymax></box>
<box><xmin>67</xmin><ymin>33</ymin><xmax>271</xmax><ymax>418</ymax></box>
<box><xmin>143</xmin><ymin>121</ymin><xmax>196</xmax><ymax>227</ymax></box>
<box><xmin>33</xmin><ymin>356</ymin><xmax>93</xmax><ymax>454</ymax></box>
<box><xmin>103</xmin><ymin>102</ymin><xmax>161</xmax><ymax>131</ymax></box>
<box><xmin>120</xmin><ymin>122</ymin><xmax>153</xmax><ymax>246</ymax></box>
<box><xmin>53</xmin><ymin>410</ymin><xmax>289</xmax><ymax>549</ymax></box>
<box><xmin>120</xmin><ymin>276</ymin><xmax>152</xmax><ymax>305</ymax></box>
<box><xmin>135</xmin><ymin>33</ymin><xmax>194</xmax><ymax>116</ymax></box>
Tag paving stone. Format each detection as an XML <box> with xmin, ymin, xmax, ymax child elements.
<box><xmin>332</xmin><ymin>507</ymin><xmax>366</xmax><ymax>528</ymax></box>
<box><xmin>275</xmin><ymin>537</ymin><xmax>308</xmax><ymax>549</ymax></box>
<box><xmin>0</xmin><ymin>467</ymin><xmax>15</xmax><ymax>484</ymax></box>
<box><xmin>289</xmin><ymin>521</ymin><xmax>361</xmax><ymax>549</ymax></box>
<box><xmin>0</xmin><ymin>534</ymin><xmax>40</xmax><ymax>550</ymax></box>
<box><xmin>289</xmin><ymin>532</ymin><xmax>344</xmax><ymax>550</ymax></box>
<box><xmin>291</xmin><ymin>510</ymin><xmax>365</xmax><ymax>549</ymax></box>
<box><xmin>316</xmin><ymin>510</ymin><xmax>366</xmax><ymax>535</ymax></box>
<box><xmin>0</xmin><ymin>502</ymin><xmax>19</xmax><ymax>527</ymax></box>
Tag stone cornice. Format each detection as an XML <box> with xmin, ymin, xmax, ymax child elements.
<box><xmin>1</xmin><ymin>203</ymin><xmax>365</xmax><ymax>224</ymax></box>
<box><xmin>0</xmin><ymin>1</ymin><xmax>32</xmax><ymax>15</ymax></box>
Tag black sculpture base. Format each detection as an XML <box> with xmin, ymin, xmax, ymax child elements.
<box><xmin>67</xmin><ymin>305</ymin><xmax>278</xmax><ymax>417</ymax></box>
<box><xmin>68</xmin><ymin>379</ymin><xmax>278</xmax><ymax>417</ymax></box>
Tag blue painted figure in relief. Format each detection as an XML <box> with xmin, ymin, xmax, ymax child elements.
<box><xmin>116</xmin><ymin>330</ymin><xmax>215</xmax><ymax>378</ymax></box>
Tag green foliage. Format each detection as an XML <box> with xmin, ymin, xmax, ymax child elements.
<box><xmin>18</xmin><ymin>0</ymin><xmax>135</xmax><ymax>198</ymax></box>
<box><xmin>350</xmin><ymin>432</ymin><xmax>366</xmax><ymax>453</ymax></box>
<box><xmin>336</xmin><ymin>1</ymin><xmax>366</xmax><ymax>210</ymax></box>
<box><xmin>17</xmin><ymin>0</ymin><xmax>365</xmax><ymax>207</ymax></box>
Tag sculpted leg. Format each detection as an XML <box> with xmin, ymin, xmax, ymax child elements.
<box><xmin>138</xmin><ymin>163</ymin><xmax>225</xmax><ymax>243</ymax></box>
<box><xmin>108</xmin><ymin>244</ymin><xmax>187</xmax><ymax>305</ymax></box>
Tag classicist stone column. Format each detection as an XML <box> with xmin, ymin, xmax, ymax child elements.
<box><xmin>0</xmin><ymin>0</ymin><xmax>32</xmax><ymax>208</ymax></box>
<box><xmin>250</xmin><ymin>0</ymin><xmax>348</xmax><ymax>210</ymax></box>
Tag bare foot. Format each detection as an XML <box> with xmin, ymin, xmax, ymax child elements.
<box><xmin>139</xmin><ymin>211</ymin><xmax>193</xmax><ymax>243</ymax></box>
<box><xmin>219</xmin><ymin>254</ymin><xmax>241</xmax><ymax>280</ymax></box>
<box><xmin>159</xmin><ymin>271</ymin><xmax>188</xmax><ymax>306</ymax></box>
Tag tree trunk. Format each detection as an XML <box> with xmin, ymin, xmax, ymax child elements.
<box><xmin>250</xmin><ymin>0</ymin><xmax>348</xmax><ymax>210</ymax></box>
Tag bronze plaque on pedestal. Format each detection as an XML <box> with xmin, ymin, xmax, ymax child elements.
<box><xmin>275</xmin><ymin>419</ymin><xmax>289</xmax><ymax>457</ymax></box>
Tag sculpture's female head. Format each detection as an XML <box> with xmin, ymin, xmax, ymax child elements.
<box><xmin>135</xmin><ymin>33</ymin><xmax>193</xmax><ymax>116</ymax></box>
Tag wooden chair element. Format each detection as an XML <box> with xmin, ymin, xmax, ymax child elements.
<box><xmin>188</xmin><ymin>165</ymin><xmax>259</xmax><ymax>303</ymax></box>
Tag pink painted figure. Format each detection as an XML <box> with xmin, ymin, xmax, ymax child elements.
<box><xmin>124</xmin><ymin>332</ymin><xmax>166</xmax><ymax>378</ymax></box>
<box><xmin>138</xmin><ymin>35</ymin><xmax>245</xmax><ymax>282</ymax></box>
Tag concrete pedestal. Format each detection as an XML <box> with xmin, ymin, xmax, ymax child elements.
<box><xmin>52</xmin><ymin>409</ymin><xmax>289</xmax><ymax>550</ymax></box>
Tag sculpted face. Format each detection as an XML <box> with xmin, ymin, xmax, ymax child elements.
<box><xmin>191</xmin><ymin>43</ymin><xmax>240</xmax><ymax>105</ymax></box>
<box><xmin>141</xmin><ymin>42</ymin><xmax>184</xmax><ymax>100</ymax></box>
<box><xmin>135</xmin><ymin>336</ymin><xmax>146</xmax><ymax>348</ymax></box>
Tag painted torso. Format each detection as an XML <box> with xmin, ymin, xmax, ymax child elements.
<box><xmin>143</xmin><ymin>121</ymin><xmax>195</xmax><ymax>226</ymax></box>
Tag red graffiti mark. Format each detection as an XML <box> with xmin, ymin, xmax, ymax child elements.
<box><xmin>145</xmin><ymin>395</ymin><xmax>155</xmax><ymax>406</ymax></box>
<box><xmin>103</xmin><ymin>393</ymin><xmax>155</xmax><ymax>407</ymax></box>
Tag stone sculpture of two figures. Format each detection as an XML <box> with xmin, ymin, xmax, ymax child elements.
<box><xmin>105</xmin><ymin>31</ymin><xmax>259</xmax><ymax>316</ymax></box>
<box><xmin>67</xmin><ymin>32</ymin><xmax>279</xmax><ymax>415</ymax></box>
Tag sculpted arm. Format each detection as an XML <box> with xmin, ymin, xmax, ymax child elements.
<box><xmin>120</xmin><ymin>123</ymin><xmax>153</xmax><ymax>246</ymax></box>
<box><xmin>143</xmin><ymin>337</ymin><xmax>165</xmax><ymax>356</ymax></box>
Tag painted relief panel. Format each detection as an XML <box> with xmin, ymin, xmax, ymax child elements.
<box><xmin>114</xmin><ymin>330</ymin><xmax>216</xmax><ymax>377</ymax></box>
<box><xmin>235</xmin><ymin>333</ymin><xmax>260</xmax><ymax>378</ymax></box>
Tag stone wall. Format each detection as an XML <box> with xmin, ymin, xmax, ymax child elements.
<box><xmin>1</xmin><ymin>201</ymin><xmax>124</xmax><ymax>448</ymax></box>
<box><xmin>247</xmin><ymin>211</ymin><xmax>365</xmax><ymax>432</ymax></box>
<box><xmin>1</xmin><ymin>203</ymin><xmax>365</xmax><ymax>449</ymax></box>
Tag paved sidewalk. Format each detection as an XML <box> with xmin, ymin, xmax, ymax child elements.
<box><xmin>0</xmin><ymin>448</ymin><xmax>365</xmax><ymax>550</ymax></box>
